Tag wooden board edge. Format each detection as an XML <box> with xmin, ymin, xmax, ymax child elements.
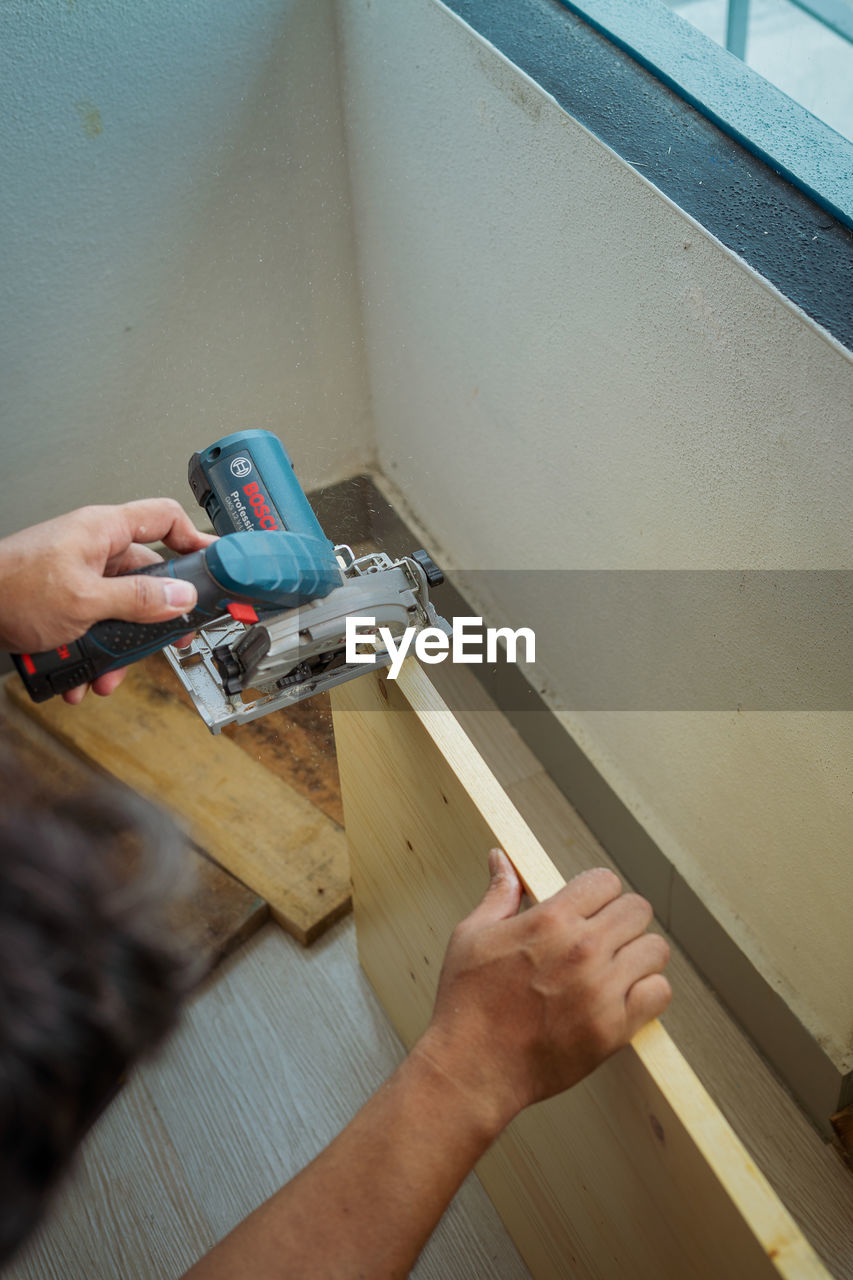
<box><xmin>271</xmin><ymin>894</ymin><xmax>353</xmax><ymax>948</ymax></box>
<box><xmin>385</xmin><ymin>660</ymin><xmax>830</xmax><ymax>1280</ymax></box>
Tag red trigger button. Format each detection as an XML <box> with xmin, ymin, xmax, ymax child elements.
<box><xmin>227</xmin><ymin>603</ymin><xmax>259</xmax><ymax>624</ymax></box>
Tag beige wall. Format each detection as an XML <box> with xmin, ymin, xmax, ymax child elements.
<box><xmin>0</xmin><ymin>0</ymin><xmax>371</xmax><ymax>539</ymax></box>
<box><xmin>337</xmin><ymin>0</ymin><xmax>853</xmax><ymax>1066</ymax></box>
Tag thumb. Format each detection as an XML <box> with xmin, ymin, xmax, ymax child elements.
<box><xmin>95</xmin><ymin>572</ymin><xmax>198</xmax><ymax>624</ymax></box>
<box><xmin>466</xmin><ymin>848</ymin><xmax>523</xmax><ymax>927</ymax></box>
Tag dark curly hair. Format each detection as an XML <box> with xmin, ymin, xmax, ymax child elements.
<box><xmin>0</xmin><ymin>760</ymin><xmax>200</xmax><ymax>1265</ymax></box>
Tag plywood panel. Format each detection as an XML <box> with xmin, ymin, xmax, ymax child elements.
<box><xmin>372</xmin><ymin>664</ymin><xmax>852</xmax><ymax>1274</ymax></box>
<box><xmin>330</xmin><ymin>663</ymin><xmax>830</xmax><ymax>1280</ymax></box>
<box><xmin>506</xmin><ymin>771</ymin><xmax>853</xmax><ymax>1279</ymax></box>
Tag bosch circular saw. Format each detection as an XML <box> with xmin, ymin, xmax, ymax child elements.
<box><xmin>13</xmin><ymin>430</ymin><xmax>450</xmax><ymax>732</ymax></box>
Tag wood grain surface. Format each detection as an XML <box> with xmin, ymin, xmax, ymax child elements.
<box><xmin>143</xmin><ymin>653</ymin><xmax>344</xmax><ymax>827</ymax></box>
<box><xmin>0</xmin><ymin>695</ymin><xmax>268</xmax><ymax>971</ymax></box>
<box><xmin>506</xmin><ymin>773</ymin><xmax>853</xmax><ymax>1280</ymax></box>
<box><xmin>5</xmin><ymin>657</ymin><xmax>350</xmax><ymax>944</ymax></box>
<box><xmin>331</xmin><ymin>663</ymin><xmax>833</xmax><ymax>1280</ymax></box>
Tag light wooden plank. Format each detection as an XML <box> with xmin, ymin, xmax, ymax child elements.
<box><xmin>507</xmin><ymin>770</ymin><xmax>853</xmax><ymax>1278</ymax></box>
<box><xmin>168</xmin><ymin>853</ymin><xmax>270</xmax><ymax>966</ymax></box>
<box><xmin>5</xmin><ymin>663</ymin><xmax>350</xmax><ymax>945</ymax></box>
<box><xmin>141</xmin><ymin>653</ymin><xmax>345</xmax><ymax>826</ymax></box>
<box><xmin>427</xmin><ymin>659</ymin><xmax>544</xmax><ymax>787</ymax></box>
<box><xmin>330</xmin><ymin>663</ymin><xmax>831</xmax><ymax>1280</ymax></box>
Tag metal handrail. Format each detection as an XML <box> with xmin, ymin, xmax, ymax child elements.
<box><xmin>727</xmin><ymin>0</ymin><xmax>853</xmax><ymax>60</ymax></box>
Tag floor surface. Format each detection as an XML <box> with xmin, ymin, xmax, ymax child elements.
<box><xmin>5</xmin><ymin>919</ymin><xmax>531</xmax><ymax>1280</ymax></box>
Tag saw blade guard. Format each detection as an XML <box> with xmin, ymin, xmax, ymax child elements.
<box><xmin>164</xmin><ymin>549</ymin><xmax>451</xmax><ymax>731</ymax></box>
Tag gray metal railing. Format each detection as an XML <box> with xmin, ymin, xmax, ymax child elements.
<box><xmin>726</xmin><ymin>0</ymin><xmax>853</xmax><ymax>60</ymax></box>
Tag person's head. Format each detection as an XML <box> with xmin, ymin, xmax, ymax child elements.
<box><xmin>0</xmin><ymin>759</ymin><xmax>199</xmax><ymax>1265</ymax></box>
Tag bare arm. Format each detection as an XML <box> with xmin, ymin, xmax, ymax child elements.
<box><xmin>184</xmin><ymin>852</ymin><xmax>671</xmax><ymax>1280</ymax></box>
<box><xmin>184</xmin><ymin>1040</ymin><xmax>500</xmax><ymax>1280</ymax></box>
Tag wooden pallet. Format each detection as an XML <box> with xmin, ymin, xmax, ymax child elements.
<box><xmin>5</xmin><ymin>654</ymin><xmax>350</xmax><ymax>946</ymax></box>
<box><xmin>0</xmin><ymin>697</ymin><xmax>268</xmax><ymax>970</ymax></box>
<box><xmin>331</xmin><ymin>663</ymin><xmax>831</xmax><ymax>1280</ymax></box>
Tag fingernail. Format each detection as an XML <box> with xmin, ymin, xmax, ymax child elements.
<box><xmin>163</xmin><ymin>579</ymin><xmax>197</xmax><ymax>610</ymax></box>
<box><xmin>488</xmin><ymin>848</ymin><xmax>505</xmax><ymax>877</ymax></box>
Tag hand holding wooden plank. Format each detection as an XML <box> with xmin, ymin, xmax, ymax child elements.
<box><xmin>419</xmin><ymin>852</ymin><xmax>671</xmax><ymax>1130</ymax></box>
<box><xmin>329</xmin><ymin>663</ymin><xmax>829</xmax><ymax>1279</ymax></box>
<box><xmin>182</xmin><ymin>849</ymin><xmax>671</xmax><ymax>1280</ymax></box>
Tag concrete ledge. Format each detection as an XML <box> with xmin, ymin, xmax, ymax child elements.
<box><xmin>442</xmin><ymin>0</ymin><xmax>853</xmax><ymax>350</ymax></box>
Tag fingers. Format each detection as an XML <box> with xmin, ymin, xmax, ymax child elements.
<box><xmin>546</xmin><ymin>870</ymin><xmax>670</xmax><ymax>1037</ymax></box>
<box><xmin>614</xmin><ymin>930</ymin><xmax>670</xmax><ymax>981</ymax></box>
<box><xmin>61</xmin><ymin>667</ymin><xmax>129</xmax><ymax>705</ymax></box>
<box><xmin>103</xmin><ymin>499</ymin><xmax>215</xmax><ymax>560</ymax></box>
<box><xmin>95</xmin><ymin>571</ymin><xmax>198</xmax><ymax>624</ymax></box>
<box><xmin>93</xmin><ymin>501</ymin><xmax>212</xmax><ymax>622</ymax></box>
<box><xmin>91</xmin><ymin>668</ymin><xmax>129</xmax><ymax>698</ymax></box>
<box><xmin>594</xmin><ymin>892</ymin><xmax>654</xmax><ymax>953</ymax></box>
<box><xmin>625</xmin><ymin>972</ymin><xmax>673</xmax><ymax>1035</ymax></box>
<box><xmin>62</xmin><ymin>683</ymin><xmax>90</xmax><ymax>706</ymax></box>
<box><xmin>555</xmin><ymin>866</ymin><xmax>623</xmax><ymax>919</ymax></box>
<box><xmin>462</xmin><ymin>848</ymin><xmax>523</xmax><ymax>929</ymax></box>
<box><xmin>106</xmin><ymin>544</ymin><xmax>164</xmax><ymax>575</ymax></box>
<box><xmin>616</xmin><ymin>932</ymin><xmax>671</xmax><ymax>1038</ymax></box>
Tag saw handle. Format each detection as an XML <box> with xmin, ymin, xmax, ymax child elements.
<box><xmin>12</xmin><ymin>529</ymin><xmax>344</xmax><ymax>704</ymax></box>
<box><xmin>11</xmin><ymin>551</ymin><xmax>231</xmax><ymax>702</ymax></box>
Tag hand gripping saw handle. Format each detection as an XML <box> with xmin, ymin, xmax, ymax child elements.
<box><xmin>13</xmin><ymin>431</ymin><xmax>342</xmax><ymax>702</ymax></box>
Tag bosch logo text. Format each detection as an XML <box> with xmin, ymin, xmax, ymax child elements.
<box><xmin>243</xmin><ymin>482</ymin><xmax>280</xmax><ymax>530</ymax></box>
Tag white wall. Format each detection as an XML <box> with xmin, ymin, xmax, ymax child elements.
<box><xmin>337</xmin><ymin>0</ymin><xmax>853</xmax><ymax>1065</ymax></box>
<box><xmin>0</xmin><ymin>0</ymin><xmax>371</xmax><ymax>539</ymax></box>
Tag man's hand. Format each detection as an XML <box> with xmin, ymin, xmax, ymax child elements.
<box><xmin>183</xmin><ymin>852</ymin><xmax>670</xmax><ymax>1280</ymax></box>
<box><xmin>415</xmin><ymin>851</ymin><xmax>671</xmax><ymax>1133</ymax></box>
<box><xmin>0</xmin><ymin>501</ymin><xmax>215</xmax><ymax>703</ymax></box>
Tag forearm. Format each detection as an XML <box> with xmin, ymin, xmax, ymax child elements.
<box><xmin>0</xmin><ymin>529</ymin><xmax>31</xmax><ymax>649</ymax></box>
<box><xmin>183</xmin><ymin>1034</ymin><xmax>510</xmax><ymax>1280</ymax></box>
